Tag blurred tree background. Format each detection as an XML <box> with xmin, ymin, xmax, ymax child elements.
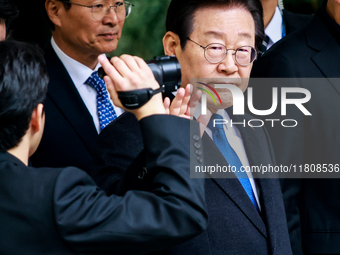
<box><xmin>111</xmin><ymin>0</ymin><xmax>172</xmax><ymax>59</ymax></box>
<box><xmin>10</xmin><ymin>0</ymin><xmax>323</xmax><ymax>60</ymax></box>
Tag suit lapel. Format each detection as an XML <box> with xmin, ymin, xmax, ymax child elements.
<box><xmin>305</xmin><ymin>14</ymin><xmax>340</xmax><ymax>94</ymax></box>
<box><xmin>202</xmin><ymin>131</ymin><xmax>267</xmax><ymax>238</ymax></box>
<box><xmin>44</xmin><ymin>44</ymin><xmax>98</xmax><ymax>154</ymax></box>
<box><xmin>311</xmin><ymin>39</ymin><xmax>340</xmax><ymax>95</ymax></box>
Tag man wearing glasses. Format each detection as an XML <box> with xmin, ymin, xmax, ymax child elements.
<box><xmin>94</xmin><ymin>0</ymin><xmax>293</xmax><ymax>254</ymax></box>
<box><xmin>31</xmin><ymin>0</ymin><xmax>134</xmax><ymax>173</ymax></box>
<box><xmin>162</xmin><ymin>0</ymin><xmax>291</xmax><ymax>254</ymax></box>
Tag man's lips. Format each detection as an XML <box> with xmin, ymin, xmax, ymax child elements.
<box><xmin>99</xmin><ymin>33</ymin><xmax>117</xmax><ymax>39</ymax></box>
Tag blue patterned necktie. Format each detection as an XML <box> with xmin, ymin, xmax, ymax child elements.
<box><xmin>208</xmin><ymin>113</ymin><xmax>259</xmax><ymax>212</ymax></box>
<box><xmin>85</xmin><ymin>71</ymin><xmax>117</xmax><ymax>131</ymax></box>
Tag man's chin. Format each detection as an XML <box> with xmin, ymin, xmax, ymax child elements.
<box><xmin>97</xmin><ymin>42</ymin><xmax>118</xmax><ymax>54</ymax></box>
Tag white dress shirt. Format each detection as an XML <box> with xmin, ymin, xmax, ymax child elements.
<box><xmin>51</xmin><ymin>37</ymin><xmax>124</xmax><ymax>133</ymax></box>
<box><xmin>265</xmin><ymin>6</ymin><xmax>284</xmax><ymax>50</ymax></box>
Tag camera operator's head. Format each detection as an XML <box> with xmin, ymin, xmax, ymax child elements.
<box><xmin>0</xmin><ymin>0</ymin><xmax>19</xmax><ymax>40</ymax></box>
<box><xmin>0</xmin><ymin>40</ymin><xmax>49</xmax><ymax>158</ymax></box>
<box><xmin>163</xmin><ymin>0</ymin><xmax>264</xmax><ymax>110</ymax></box>
<box><xmin>45</xmin><ymin>0</ymin><xmax>134</xmax><ymax>69</ymax></box>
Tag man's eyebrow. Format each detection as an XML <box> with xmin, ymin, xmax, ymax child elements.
<box><xmin>204</xmin><ymin>31</ymin><xmax>224</xmax><ymax>39</ymax></box>
<box><xmin>203</xmin><ymin>31</ymin><xmax>252</xmax><ymax>39</ymax></box>
<box><xmin>238</xmin><ymin>32</ymin><xmax>252</xmax><ymax>39</ymax></box>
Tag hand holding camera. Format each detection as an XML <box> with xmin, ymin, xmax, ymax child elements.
<box><xmin>99</xmin><ymin>54</ymin><xmax>195</xmax><ymax>121</ymax></box>
<box><xmin>98</xmin><ymin>54</ymin><xmax>166</xmax><ymax>120</ymax></box>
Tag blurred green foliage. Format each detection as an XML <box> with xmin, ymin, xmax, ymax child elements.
<box><xmin>111</xmin><ymin>0</ymin><xmax>172</xmax><ymax>60</ymax></box>
<box><xmin>112</xmin><ymin>0</ymin><xmax>323</xmax><ymax>60</ymax></box>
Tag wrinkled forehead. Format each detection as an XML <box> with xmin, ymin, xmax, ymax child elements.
<box><xmin>190</xmin><ymin>6</ymin><xmax>255</xmax><ymax>42</ymax></box>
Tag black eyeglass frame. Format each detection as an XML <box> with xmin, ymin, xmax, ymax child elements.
<box><xmin>187</xmin><ymin>38</ymin><xmax>257</xmax><ymax>66</ymax></box>
<box><xmin>58</xmin><ymin>0</ymin><xmax>134</xmax><ymax>20</ymax></box>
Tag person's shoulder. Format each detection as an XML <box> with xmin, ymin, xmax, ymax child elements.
<box><xmin>251</xmin><ymin>27</ymin><xmax>308</xmax><ymax>77</ymax></box>
<box><xmin>283</xmin><ymin>9</ymin><xmax>313</xmax><ymax>32</ymax></box>
<box><xmin>3</xmin><ymin>160</ymin><xmax>68</xmax><ymax>197</ymax></box>
<box><xmin>56</xmin><ymin>166</ymin><xmax>93</xmax><ymax>183</ymax></box>
<box><xmin>27</xmin><ymin>165</ymin><xmax>67</xmax><ymax>182</ymax></box>
<box><xmin>266</xmin><ymin>27</ymin><xmax>307</xmax><ymax>57</ymax></box>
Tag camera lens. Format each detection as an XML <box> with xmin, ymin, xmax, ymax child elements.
<box><xmin>98</xmin><ymin>55</ymin><xmax>181</xmax><ymax>95</ymax></box>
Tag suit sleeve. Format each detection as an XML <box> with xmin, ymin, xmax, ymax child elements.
<box><xmin>53</xmin><ymin>115</ymin><xmax>207</xmax><ymax>255</ymax></box>
<box><xmin>91</xmin><ymin>112</ymin><xmax>144</xmax><ymax>194</ymax></box>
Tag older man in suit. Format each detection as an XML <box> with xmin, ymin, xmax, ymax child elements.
<box><xmin>251</xmin><ymin>0</ymin><xmax>340</xmax><ymax>254</ymax></box>
<box><xmin>30</xmin><ymin>0</ymin><xmax>134</xmax><ymax>173</ymax></box>
<box><xmin>0</xmin><ymin>39</ymin><xmax>207</xmax><ymax>254</ymax></box>
<box><xmin>93</xmin><ymin>0</ymin><xmax>293</xmax><ymax>254</ymax></box>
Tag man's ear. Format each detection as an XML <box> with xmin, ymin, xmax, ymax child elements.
<box><xmin>163</xmin><ymin>31</ymin><xmax>181</xmax><ymax>56</ymax></box>
<box><xmin>45</xmin><ymin>0</ymin><xmax>62</xmax><ymax>27</ymax></box>
<box><xmin>28</xmin><ymin>104</ymin><xmax>45</xmax><ymax>157</ymax></box>
<box><xmin>30</xmin><ymin>104</ymin><xmax>45</xmax><ymax>135</ymax></box>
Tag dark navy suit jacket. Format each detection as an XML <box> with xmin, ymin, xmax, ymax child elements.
<box><xmin>93</xmin><ymin>109</ymin><xmax>292</xmax><ymax>255</ymax></box>
<box><xmin>282</xmin><ymin>10</ymin><xmax>312</xmax><ymax>36</ymax></box>
<box><xmin>251</xmin><ymin>5</ymin><xmax>340</xmax><ymax>254</ymax></box>
<box><xmin>31</xmin><ymin>43</ymin><xmax>98</xmax><ymax>173</ymax></box>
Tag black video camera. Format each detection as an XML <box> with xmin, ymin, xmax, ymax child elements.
<box><xmin>98</xmin><ymin>55</ymin><xmax>181</xmax><ymax>109</ymax></box>
<box><xmin>98</xmin><ymin>55</ymin><xmax>181</xmax><ymax>95</ymax></box>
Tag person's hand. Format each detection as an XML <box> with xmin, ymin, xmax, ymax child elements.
<box><xmin>98</xmin><ymin>54</ymin><xmax>166</xmax><ymax>120</ymax></box>
<box><xmin>164</xmin><ymin>84</ymin><xmax>192</xmax><ymax>119</ymax></box>
<box><xmin>164</xmin><ymin>85</ymin><xmax>210</xmax><ymax>136</ymax></box>
<box><xmin>164</xmin><ymin>84</ymin><xmax>205</xmax><ymax>119</ymax></box>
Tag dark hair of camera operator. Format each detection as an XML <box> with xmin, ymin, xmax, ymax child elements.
<box><xmin>166</xmin><ymin>0</ymin><xmax>264</xmax><ymax>51</ymax></box>
<box><xmin>0</xmin><ymin>41</ymin><xmax>48</xmax><ymax>153</ymax></box>
<box><xmin>0</xmin><ymin>0</ymin><xmax>19</xmax><ymax>39</ymax></box>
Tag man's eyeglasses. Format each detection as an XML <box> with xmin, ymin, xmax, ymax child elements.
<box><xmin>59</xmin><ymin>1</ymin><xmax>134</xmax><ymax>21</ymax></box>
<box><xmin>187</xmin><ymin>38</ymin><xmax>257</xmax><ymax>66</ymax></box>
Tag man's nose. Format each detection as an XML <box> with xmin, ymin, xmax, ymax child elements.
<box><xmin>217</xmin><ymin>51</ymin><xmax>238</xmax><ymax>74</ymax></box>
<box><xmin>103</xmin><ymin>7</ymin><xmax>119</xmax><ymax>25</ymax></box>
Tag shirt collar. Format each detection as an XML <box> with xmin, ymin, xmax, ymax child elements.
<box><xmin>265</xmin><ymin>6</ymin><xmax>283</xmax><ymax>45</ymax></box>
<box><xmin>51</xmin><ymin>37</ymin><xmax>103</xmax><ymax>89</ymax></box>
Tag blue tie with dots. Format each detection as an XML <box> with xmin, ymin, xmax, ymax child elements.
<box><xmin>208</xmin><ymin>114</ymin><xmax>259</xmax><ymax>212</ymax></box>
<box><xmin>85</xmin><ymin>71</ymin><xmax>117</xmax><ymax>131</ymax></box>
